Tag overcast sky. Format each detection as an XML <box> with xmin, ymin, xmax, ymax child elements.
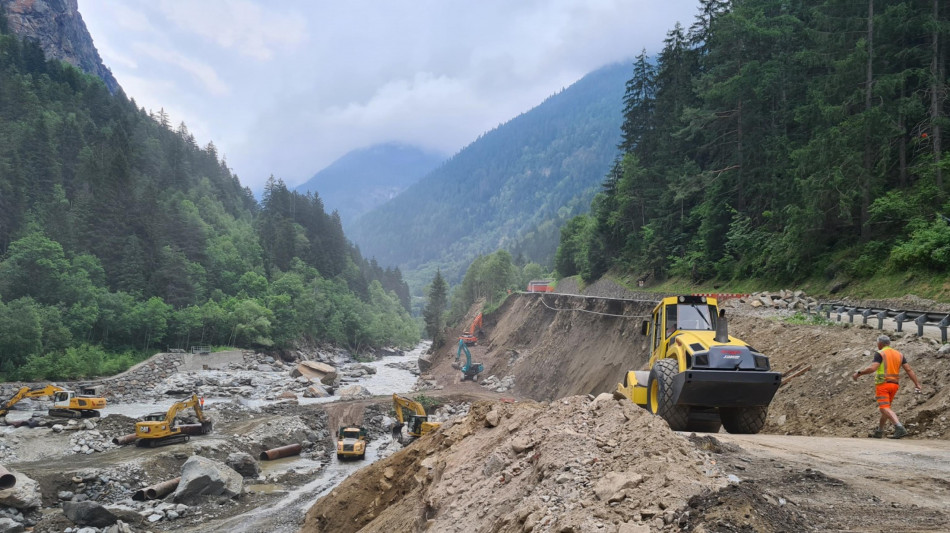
<box><xmin>79</xmin><ymin>0</ymin><xmax>699</xmax><ymax>194</ymax></box>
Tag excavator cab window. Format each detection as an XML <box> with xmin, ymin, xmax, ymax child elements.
<box><xmin>675</xmin><ymin>304</ymin><xmax>717</xmax><ymax>331</ymax></box>
<box><xmin>52</xmin><ymin>391</ymin><xmax>70</xmax><ymax>403</ymax></box>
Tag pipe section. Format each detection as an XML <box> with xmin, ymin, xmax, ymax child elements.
<box><xmin>112</xmin><ymin>434</ymin><xmax>138</xmax><ymax>445</ymax></box>
<box><xmin>132</xmin><ymin>477</ymin><xmax>180</xmax><ymax>501</ymax></box>
<box><xmin>259</xmin><ymin>443</ymin><xmax>302</xmax><ymax>461</ymax></box>
<box><xmin>178</xmin><ymin>424</ymin><xmax>206</xmax><ymax>435</ymax></box>
<box><xmin>0</xmin><ymin>465</ymin><xmax>16</xmax><ymax>490</ymax></box>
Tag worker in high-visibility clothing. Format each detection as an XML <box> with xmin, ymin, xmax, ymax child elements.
<box><xmin>852</xmin><ymin>335</ymin><xmax>923</xmax><ymax>439</ymax></box>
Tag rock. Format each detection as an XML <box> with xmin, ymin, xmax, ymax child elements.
<box><xmin>63</xmin><ymin>501</ymin><xmax>117</xmax><ymax>527</ymax></box>
<box><xmin>510</xmin><ymin>436</ymin><xmax>534</xmax><ymax>454</ymax></box>
<box><xmin>102</xmin><ymin>520</ymin><xmax>135</xmax><ymax>533</ymax></box>
<box><xmin>0</xmin><ymin>472</ymin><xmax>41</xmax><ymax>509</ymax></box>
<box><xmin>256</xmin><ymin>365</ymin><xmax>275</xmax><ymax>372</ymax></box>
<box><xmin>303</xmin><ymin>385</ymin><xmax>330</xmax><ymax>398</ymax></box>
<box><xmin>418</xmin><ymin>351</ymin><xmax>434</xmax><ymax>373</ymax></box>
<box><xmin>0</xmin><ymin>518</ymin><xmax>24</xmax><ymax>533</ymax></box>
<box><xmin>338</xmin><ymin>385</ymin><xmax>372</xmax><ymax>400</ymax></box>
<box><xmin>51</xmin><ymin>424</ymin><xmax>64</xmax><ymax>433</ymax></box>
<box><xmin>291</xmin><ymin>361</ymin><xmax>337</xmax><ymax>385</ymax></box>
<box><xmin>58</xmin><ymin>490</ymin><xmax>75</xmax><ymax>500</ymax></box>
<box><xmin>278</xmin><ymin>391</ymin><xmax>297</xmax><ymax>400</ymax></box>
<box><xmin>226</xmin><ymin>452</ymin><xmax>261</xmax><ymax>478</ymax></box>
<box><xmin>593</xmin><ymin>472</ymin><xmax>643</xmax><ymax>501</ymax></box>
<box><xmin>172</xmin><ymin>456</ymin><xmax>243</xmax><ymax>505</ymax></box>
<box><xmin>617</xmin><ymin>522</ymin><xmax>650</xmax><ymax>533</ymax></box>
<box><xmin>485</xmin><ymin>409</ymin><xmax>501</xmax><ymax>428</ymax></box>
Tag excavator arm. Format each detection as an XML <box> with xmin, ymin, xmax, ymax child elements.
<box><xmin>0</xmin><ymin>387</ymin><xmax>32</xmax><ymax>416</ymax></box>
<box><xmin>392</xmin><ymin>394</ymin><xmax>440</xmax><ymax>440</ymax></box>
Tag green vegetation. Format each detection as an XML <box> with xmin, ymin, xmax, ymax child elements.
<box><xmin>783</xmin><ymin>312</ymin><xmax>833</xmax><ymax>327</ymax></box>
<box><xmin>0</xmin><ymin>16</ymin><xmax>418</xmax><ymax>380</ymax></box>
<box><xmin>557</xmin><ymin>1</ymin><xmax>950</xmax><ymax>298</ymax></box>
<box><xmin>351</xmin><ymin>63</ymin><xmax>629</xmax><ymax>290</ymax></box>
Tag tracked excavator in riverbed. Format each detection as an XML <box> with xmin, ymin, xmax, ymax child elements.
<box><xmin>615</xmin><ymin>295</ymin><xmax>781</xmax><ymax>434</ymax></box>
<box><xmin>0</xmin><ymin>385</ymin><xmax>106</xmax><ymax>418</ymax></box>
<box><xmin>135</xmin><ymin>393</ymin><xmax>212</xmax><ymax>447</ymax></box>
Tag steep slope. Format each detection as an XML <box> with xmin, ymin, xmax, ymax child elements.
<box><xmin>294</xmin><ymin>142</ymin><xmax>444</xmax><ymax>228</ymax></box>
<box><xmin>0</xmin><ymin>0</ymin><xmax>119</xmax><ymax>93</ymax></box>
<box><xmin>348</xmin><ymin>62</ymin><xmax>628</xmax><ymax>283</ymax></box>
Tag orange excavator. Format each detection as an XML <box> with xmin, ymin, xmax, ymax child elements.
<box><xmin>459</xmin><ymin>313</ymin><xmax>483</xmax><ymax>346</ymax></box>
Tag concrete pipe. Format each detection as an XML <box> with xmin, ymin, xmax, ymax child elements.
<box><xmin>0</xmin><ymin>465</ymin><xmax>16</xmax><ymax>490</ymax></box>
<box><xmin>112</xmin><ymin>434</ymin><xmax>138</xmax><ymax>445</ymax></box>
<box><xmin>133</xmin><ymin>477</ymin><xmax>180</xmax><ymax>501</ymax></box>
<box><xmin>259</xmin><ymin>443</ymin><xmax>302</xmax><ymax>461</ymax></box>
<box><xmin>178</xmin><ymin>424</ymin><xmax>205</xmax><ymax>435</ymax></box>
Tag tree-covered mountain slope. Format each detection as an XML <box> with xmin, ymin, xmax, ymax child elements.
<box><xmin>556</xmin><ymin>1</ymin><xmax>950</xmax><ymax>288</ymax></box>
<box><xmin>347</xmin><ymin>62</ymin><xmax>628</xmax><ymax>285</ymax></box>
<box><xmin>0</xmin><ymin>14</ymin><xmax>417</xmax><ymax>380</ymax></box>
<box><xmin>295</xmin><ymin>142</ymin><xmax>444</xmax><ymax>228</ymax></box>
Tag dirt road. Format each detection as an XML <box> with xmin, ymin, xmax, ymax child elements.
<box><xmin>692</xmin><ymin>431</ymin><xmax>950</xmax><ymax>531</ymax></box>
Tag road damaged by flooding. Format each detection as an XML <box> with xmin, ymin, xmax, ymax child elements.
<box><xmin>2</xmin><ymin>286</ymin><xmax>950</xmax><ymax>532</ymax></box>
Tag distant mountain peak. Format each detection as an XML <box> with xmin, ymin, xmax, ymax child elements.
<box><xmin>0</xmin><ymin>0</ymin><xmax>120</xmax><ymax>93</ymax></box>
<box><xmin>295</xmin><ymin>142</ymin><xmax>445</xmax><ymax>226</ymax></box>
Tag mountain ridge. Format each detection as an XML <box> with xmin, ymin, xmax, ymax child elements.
<box><xmin>0</xmin><ymin>0</ymin><xmax>119</xmax><ymax>93</ymax></box>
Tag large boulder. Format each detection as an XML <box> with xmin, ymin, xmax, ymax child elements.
<box><xmin>0</xmin><ymin>518</ymin><xmax>24</xmax><ymax>533</ymax></box>
<box><xmin>63</xmin><ymin>501</ymin><xmax>118</xmax><ymax>527</ymax></box>
<box><xmin>417</xmin><ymin>351</ymin><xmax>434</xmax><ymax>373</ymax></box>
<box><xmin>338</xmin><ymin>385</ymin><xmax>372</xmax><ymax>400</ymax></box>
<box><xmin>290</xmin><ymin>361</ymin><xmax>337</xmax><ymax>385</ymax></box>
<box><xmin>0</xmin><ymin>472</ymin><xmax>40</xmax><ymax>509</ymax></box>
<box><xmin>225</xmin><ymin>452</ymin><xmax>261</xmax><ymax>478</ymax></box>
<box><xmin>172</xmin><ymin>456</ymin><xmax>243</xmax><ymax>504</ymax></box>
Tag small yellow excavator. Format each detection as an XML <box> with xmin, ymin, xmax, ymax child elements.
<box><xmin>135</xmin><ymin>393</ymin><xmax>212</xmax><ymax>447</ymax></box>
<box><xmin>0</xmin><ymin>385</ymin><xmax>107</xmax><ymax>418</ymax></box>
<box><xmin>615</xmin><ymin>295</ymin><xmax>781</xmax><ymax>434</ymax></box>
<box><xmin>391</xmin><ymin>393</ymin><xmax>440</xmax><ymax>444</ymax></box>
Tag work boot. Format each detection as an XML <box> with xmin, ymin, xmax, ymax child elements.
<box><xmin>889</xmin><ymin>425</ymin><xmax>908</xmax><ymax>439</ymax></box>
<box><xmin>869</xmin><ymin>428</ymin><xmax>883</xmax><ymax>439</ymax></box>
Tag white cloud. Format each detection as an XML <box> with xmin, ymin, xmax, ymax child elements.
<box><xmin>79</xmin><ymin>0</ymin><xmax>700</xmax><ymax>192</ymax></box>
<box><xmin>156</xmin><ymin>0</ymin><xmax>307</xmax><ymax>60</ymax></box>
<box><xmin>133</xmin><ymin>43</ymin><xmax>231</xmax><ymax>97</ymax></box>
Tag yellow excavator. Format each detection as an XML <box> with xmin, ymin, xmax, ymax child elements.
<box><xmin>391</xmin><ymin>393</ymin><xmax>440</xmax><ymax>444</ymax></box>
<box><xmin>135</xmin><ymin>393</ymin><xmax>212</xmax><ymax>447</ymax></box>
<box><xmin>616</xmin><ymin>295</ymin><xmax>781</xmax><ymax>434</ymax></box>
<box><xmin>0</xmin><ymin>385</ymin><xmax>107</xmax><ymax>418</ymax></box>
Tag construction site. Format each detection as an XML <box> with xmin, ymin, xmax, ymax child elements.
<box><xmin>2</xmin><ymin>280</ymin><xmax>950</xmax><ymax>532</ymax></box>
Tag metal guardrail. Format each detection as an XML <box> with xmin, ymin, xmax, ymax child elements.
<box><xmin>810</xmin><ymin>303</ymin><xmax>950</xmax><ymax>342</ymax></box>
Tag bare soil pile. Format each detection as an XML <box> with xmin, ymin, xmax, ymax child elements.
<box><xmin>727</xmin><ymin>311</ymin><xmax>950</xmax><ymax>438</ymax></box>
<box><xmin>303</xmin><ymin>395</ymin><xmax>727</xmax><ymax>532</ymax></box>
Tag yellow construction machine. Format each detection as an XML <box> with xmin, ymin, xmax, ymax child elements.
<box><xmin>336</xmin><ymin>426</ymin><xmax>367</xmax><ymax>460</ymax></box>
<box><xmin>0</xmin><ymin>385</ymin><xmax>106</xmax><ymax>418</ymax></box>
<box><xmin>616</xmin><ymin>295</ymin><xmax>781</xmax><ymax>434</ymax></box>
<box><xmin>391</xmin><ymin>393</ymin><xmax>440</xmax><ymax>443</ymax></box>
<box><xmin>135</xmin><ymin>393</ymin><xmax>212</xmax><ymax>447</ymax></box>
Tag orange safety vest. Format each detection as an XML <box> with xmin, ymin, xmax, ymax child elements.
<box><xmin>875</xmin><ymin>347</ymin><xmax>903</xmax><ymax>385</ymax></box>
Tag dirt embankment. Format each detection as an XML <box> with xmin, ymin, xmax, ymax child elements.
<box><xmin>305</xmin><ymin>289</ymin><xmax>950</xmax><ymax>533</ymax></box>
<box><xmin>304</xmin><ymin>396</ymin><xmax>726</xmax><ymax>532</ymax></box>
<box><xmin>426</xmin><ymin>294</ymin><xmax>656</xmax><ymax>401</ymax></box>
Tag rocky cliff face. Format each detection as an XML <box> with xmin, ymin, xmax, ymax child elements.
<box><xmin>0</xmin><ymin>0</ymin><xmax>120</xmax><ymax>93</ymax></box>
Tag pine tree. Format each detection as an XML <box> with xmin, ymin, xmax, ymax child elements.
<box><xmin>423</xmin><ymin>269</ymin><xmax>448</xmax><ymax>346</ymax></box>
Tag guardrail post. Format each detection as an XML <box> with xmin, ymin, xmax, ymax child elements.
<box><xmin>861</xmin><ymin>309</ymin><xmax>872</xmax><ymax>325</ymax></box>
<box><xmin>939</xmin><ymin>315</ymin><xmax>950</xmax><ymax>343</ymax></box>
<box><xmin>847</xmin><ymin>308</ymin><xmax>857</xmax><ymax>323</ymax></box>
<box><xmin>876</xmin><ymin>311</ymin><xmax>887</xmax><ymax>330</ymax></box>
<box><xmin>914</xmin><ymin>314</ymin><xmax>927</xmax><ymax>337</ymax></box>
<box><xmin>895</xmin><ymin>311</ymin><xmax>907</xmax><ymax>333</ymax></box>
<box><xmin>834</xmin><ymin>306</ymin><xmax>845</xmax><ymax>322</ymax></box>
<box><xmin>823</xmin><ymin>304</ymin><xmax>832</xmax><ymax>320</ymax></box>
